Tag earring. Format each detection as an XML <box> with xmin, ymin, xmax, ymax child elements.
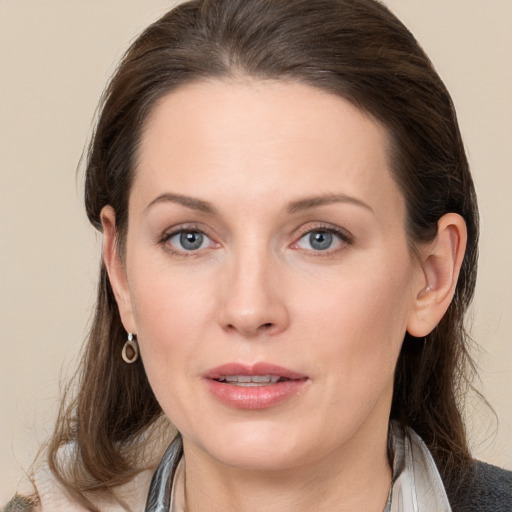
<box><xmin>122</xmin><ymin>332</ymin><xmax>139</xmax><ymax>364</ymax></box>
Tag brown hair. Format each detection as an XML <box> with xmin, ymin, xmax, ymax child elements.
<box><xmin>47</xmin><ymin>0</ymin><xmax>479</xmax><ymax>507</ymax></box>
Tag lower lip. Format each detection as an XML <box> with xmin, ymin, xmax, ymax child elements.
<box><xmin>204</xmin><ymin>379</ymin><xmax>309</xmax><ymax>409</ymax></box>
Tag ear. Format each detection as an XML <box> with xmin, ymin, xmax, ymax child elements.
<box><xmin>407</xmin><ymin>213</ymin><xmax>467</xmax><ymax>337</ymax></box>
<box><xmin>100</xmin><ymin>205</ymin><xmax>137</xmax><ymax>334</ymax></box>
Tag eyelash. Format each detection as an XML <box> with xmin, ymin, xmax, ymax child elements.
<box><xmin>160</xmin><ymin>223</ymin><xmax>217</xmax><ymax>258</ymax></box>
<box><xmin>159</xmin><ymin>223</ymin><xmax>353</xmax><ymax>257</ymax></box>
<box><xmin>291</xmin><ymin>223</ymin><xmax>354</xmax><ymax>256</ymax></box>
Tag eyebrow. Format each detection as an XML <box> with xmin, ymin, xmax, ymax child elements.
<box><xmin>287</xmin><ymin>193</ymin><xmax>374</xmax><ymax>214</ymax></box>
<box><xmin>144</xmin><ymin>193</ymin><xmax>218</xmax><ymax>215</ymax></box>
<box><xmin>144</xmin><ymin>191</ymin><xmax>373</xmax><ymax>216</ymax></box>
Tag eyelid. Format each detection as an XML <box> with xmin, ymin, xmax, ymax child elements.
<box><xmin>159</xmin><ymin>223</ymin><xmax>220</xmax><ymax>255</ymax></box>
<box><xmin>160</xmin><ymin>222</ymin><xmax>202</xmax><ymax>241</ymax></box>
<box><xmin>294</xmin><ymin>222</ymin><xmax>353</xmax><ymax>241</ymax></box>
<box><xmin>290</xmin><ymin>222</ymin><xmax>354</xmax><ymax>252</ymax></box>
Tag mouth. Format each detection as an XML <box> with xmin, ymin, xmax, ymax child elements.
<box><xmin>203</xmin><ymin>362</ymin><xmax>309</xmax><ymax>409</ymax></box>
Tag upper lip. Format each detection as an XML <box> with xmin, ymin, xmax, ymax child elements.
<box><xmin>203</xmin><ymin>362</ymin><xmax>308</xmax><ymax>381</ymax></box>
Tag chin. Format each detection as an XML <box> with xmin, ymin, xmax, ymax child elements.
<box><xmin>189</xmin><ymin>420</ymin><xmax>324</xmax><ymax>472</ymax></box>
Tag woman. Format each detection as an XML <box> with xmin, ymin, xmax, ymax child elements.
<box><xmin>6</xmin><ymin>0</ymin><xmax>511</xmax><ymax>510</ymax></box>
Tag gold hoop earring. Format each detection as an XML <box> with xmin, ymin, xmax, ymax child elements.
<box><xmin>122</xmin><ymin>333</ymin><xmax>139</xmax><ymax>364</ymax></box>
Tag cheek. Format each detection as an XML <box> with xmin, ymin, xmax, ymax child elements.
<box><xmin>300</xmin><ymin>255</ymin><xmax>414</xmax><ymax>393</ymax></box>
<box><xmin>126</xmin><ymin>258</ymin><xmax>218</xmax><ymax>375</ymax></box>
<box><xmin>125</xmin><ymin>267</ymin><xmax>217</xmax><ymax>426</ymax></box>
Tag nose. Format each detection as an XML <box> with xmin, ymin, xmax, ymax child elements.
<box><xmin>218</xmin><ymin>248</ymin><xmax>289</xmax><ymax>338</ymax></box>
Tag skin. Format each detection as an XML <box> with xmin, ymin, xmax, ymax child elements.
<box><xmin>102</xmin><ymin>80</ymin><xmax>467</xmax><ymax>511</ymax></box>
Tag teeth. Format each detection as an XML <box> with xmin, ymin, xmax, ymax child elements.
<box><xmin>217</xmin><ymin>375</ymin><xmax>282</xmax><ymax>384</ymax></box>
<box><xmin>252</xmin><ymin>375</ymin><xmax>271</xmax><ymax>383</ymax></box>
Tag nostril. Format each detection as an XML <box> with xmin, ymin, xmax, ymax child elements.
<box><xmin>261</xmin><ymin>323</ymin><xmax>273</xmax><ymax>329</ymax></box>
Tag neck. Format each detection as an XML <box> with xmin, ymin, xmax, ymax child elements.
<box><xmin>181</xmin><ymin>421</ymin><xmax>392</xmax><ymax>512</ymax></box>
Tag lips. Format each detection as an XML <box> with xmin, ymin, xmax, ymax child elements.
<box><xmin>203</xmin><ymin>362</ymin><xmax>309</xmax><ymax>409</ymax></box>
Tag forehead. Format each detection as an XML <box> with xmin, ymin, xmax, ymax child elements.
<box><xmin>133</xmin><ymin>79</ymin><xmax>403</xmax><ymax>221</ymax></box>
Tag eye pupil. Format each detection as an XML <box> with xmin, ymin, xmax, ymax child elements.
<box><xmin>309</xmin><ymin>231</ymin><xmax>332</xmax><ymax>250</ymax></box>
<box><xmin>180</xmin><ymin>231</ymin><xmax>203</xmax><ymax>250</ymax></box>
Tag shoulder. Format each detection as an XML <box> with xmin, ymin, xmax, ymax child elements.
<box><xmin>449</xmin><ymin>460</ymin><xmax>512</xmax><ymax>512</ymax></box>
<box><xmin>4</xmin><ymin>462</ymin><xmax>154</xmax><ymax>512</ymax></box>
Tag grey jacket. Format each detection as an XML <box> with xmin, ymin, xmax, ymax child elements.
<box><xmin>449</xmin><ymin>460</ymin><xmax>512</xmax><ymax>512</ymax></box>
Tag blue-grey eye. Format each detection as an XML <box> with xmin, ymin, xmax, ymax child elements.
<box><xmin>296</xmin><ymin>229</ymin><xmax>344</xmax><ymax>251</ymax></box>
<box><xmin>181</xmin><ymin>231</ymin><xmax>203</xmax><ymax>250</ymax></box>
<box><xmin>309</xmin><ymin>231</ymin><xmax>333</xmax><ymax>250</ymax></box>
<box><xmin>169</xmin><ymin>230</ymin><xmax>209</xmax><ymax>251</ymax></box>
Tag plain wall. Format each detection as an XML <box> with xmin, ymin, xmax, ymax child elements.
<box><xmin>1</xmin><ymin>0</ymin><xmax>511</xmax><ymax>502</ymax></box>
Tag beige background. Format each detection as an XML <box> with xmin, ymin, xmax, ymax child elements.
<box><xmin>1</xmin><ymin>0</ymin><xmax>511</xmax><ymax>502</ymax></box>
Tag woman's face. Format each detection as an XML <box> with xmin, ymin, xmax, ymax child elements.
<box><xmin>113</xmin><ymin>80</ymin><xmax>425</xmax><ymax>471</ymax></box>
